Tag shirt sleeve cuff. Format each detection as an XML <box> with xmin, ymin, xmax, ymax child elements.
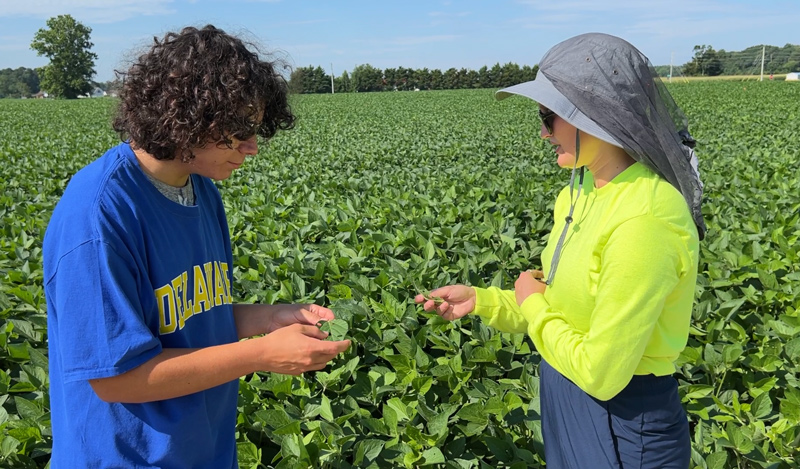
<box><xmin>472</xmin><ymin>287</ymin><xmax>500</xmax><ymax>321</ymax></box>
<box><xmin>519</xmin><ymin>292</ymin><xmax>548</xmax><ymax>326</ymax></box>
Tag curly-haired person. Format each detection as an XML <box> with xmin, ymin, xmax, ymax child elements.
<box><xmin>43</xmin><ymin>25</ymin><xmax>350</xmax><ymax>468</ymax></box>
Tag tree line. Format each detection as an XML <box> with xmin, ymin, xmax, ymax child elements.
<box><xmin>288</xmin><ymin>43</ymin><xmax>800</xmax><ymax>94</ymax></box>
<box><xmin>0</xmin><ymin>66</ymin><xmax>118</xmax><ymax>99</ymax></box>
<box><xmin>4</xmin><ymin>14</ymin><xmax>800</xmax><ymax>98</ymax></box>
<box><xmin>0</xmin><ymin>68</ymin><xmax>40</xmax><ymax>99</ymax></box>
<box><xmin>654</xmin><ymin>43</ymin><xmax>800</xmax><ymax>78</ymax></box>
<box><xmin>289</xmin><ymin>63</ymin><xmax>540</xmax><ymax>94</ymax></box>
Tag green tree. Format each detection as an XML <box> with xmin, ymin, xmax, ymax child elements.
<box><xmin>443</xmin><ymin>67</ymin><xmax>459</xmax><ymax>89</ymax></box>
<box><xmin>351</xmin><ymin>64</ymin><xmax>383</xmax><ymax>92</ymax></box>
<box><xmin>521</xmin><ymin>64</ymin><xmax>538</xmax><ymax>83</ymax></box>
<box><xmin>685</xmin><ymin>45</ymin><xmax>722</xmax><ymax>76</ymax></box>
<box><xmin>465</xmin><ymin>69</ymin><xmax>479</xmax><ymax>89</ymax></box>
<box><xmin>0</xmin><ymin>67</ymin><xmax>40</xmax><ymax>98</ymax></box>
<box><xmin>288</xmin><ymin>67</ymin><xmax>306</xmax><ymax>94</ymax></box>
<box><xmin>477</xmin><ymin>65</ymin><xmax>489</xmax><ymax>88</ymax></box>
<box><xmin>288</xmin><ymin>66</ymin><xmax>331</xmax><ymax>94</ymax></box>
<box><xmin>430</xmin><ymin>69</ymin><xmax>443</xmax><ymax>90</ymax></box>
<box><xmin>383</xmin><ymin>68</ymin><xmax>398</xmax><ymax>90</ymax></box>
<box><xmin>415</xmin><ymin>67</ymin><xmax>431</xmax><ymax>90</ymax></box>
<box><xmin>488</xmin><ymin>63</ymin><xmax>502</xmax><ymax>87</ymax></box>
<box><xmin>30</xmin><ymin>15</ymin><xmax>98</xmax><ymax>99</ymax></box>
<box><xmin>397</xmin><ymin>66</ymin><xmax>414</xmax><ymax>91</ymax></box>
<box><xmin>334</xmin><ymin>70</ymin><xmax>351</xmax><ymax>93</ymax></box>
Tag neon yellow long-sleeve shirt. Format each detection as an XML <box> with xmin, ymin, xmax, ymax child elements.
<box><xmin>472</xmin><ymin>162</ymin><xmax>699</xmax><ymax>401</ymax></box>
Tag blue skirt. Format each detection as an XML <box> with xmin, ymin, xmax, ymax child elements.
<box><xmin>539</xmin><ymin>360</ymin><xmax>690</xmax><ymax>469</ymax></box>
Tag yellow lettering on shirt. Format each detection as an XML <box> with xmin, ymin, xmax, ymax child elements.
<box><xmin>155</xmin><ymin>260</ymin><xmax>229</xmax><ymax>335</ymax></box>
<box><xmin>155</xmin><ymin>284</ymin><xmax>177</xmax><ymax>334</ymax></box>
<box><xmin>203</xmin><ymin>262</ymin><xmax>215</xmax><ymax>308</ymax></box>
<box><xmin>172</xmin><ymin>272</ymin><xmax>194</xmax><ymax>330</ymax></box>
<box><xmin>214</xmin><ymin>261</ymin><xmax>226</xmax><ymax>306</ymax></box>
<box><xmin>193</xmin><ymin>265</ymin><xmax>210</xmax><ymax>314</ymax></box>
<box><xmin>220</xmin><ymin>262</ymin><xmax>232</xmax><ymax>303</ymax></box>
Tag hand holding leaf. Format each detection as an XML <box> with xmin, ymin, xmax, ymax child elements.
<box><xmin>316</xmin><ymin>318</ymin><xmax>349</xmax><ymax>341</ymax></box>
<box><xmin>414</xmin><ymin>285</ymin><xmax>476</xmax><ymax>321</ymax></box>
<box><xmin>515</xmin><ymin>270</ymin><xmax>546</xmax><ymax>306</ymax></box>
<box><xmin>420</xmin><ymin>291</ymin><xmax>445</xmax><ymax>306</ymax></box>
<box><xmin>268</xmin><ymin>303</ymin><xmax>335</xmax><ymax>333</ymax></box>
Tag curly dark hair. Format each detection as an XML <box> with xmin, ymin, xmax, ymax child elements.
<box><xmin>113</xmin><ymin>25</ymin><xmax>295</xmax><ymax>161</ymax></box>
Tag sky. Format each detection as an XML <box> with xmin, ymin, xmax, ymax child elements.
<box><xmin>1</xmin><ymin>0</ymin><xmax>798</xmax><ymax>82</ymax></box>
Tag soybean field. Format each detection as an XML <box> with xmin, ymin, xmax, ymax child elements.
<box><xmin>1</xmin><ymin>82</ymin><xmax>799</xmax><ymax>468</ymax></box>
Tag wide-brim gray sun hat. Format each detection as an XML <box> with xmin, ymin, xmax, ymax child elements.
<box><xmin>495</xmin><ymin>32</ymin><xmax>706</xmax><ymax>240</ymax></box>
<box><xmin>496</xmin><ymin>71</ymin><xmax>623</xmax><ymax>148</ymax></box>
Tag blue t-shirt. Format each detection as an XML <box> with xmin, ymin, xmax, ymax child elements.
<box><xmin>43</xmin><ymin>142</ymin><xmax>239</xmax><ymax>468</ymax></box>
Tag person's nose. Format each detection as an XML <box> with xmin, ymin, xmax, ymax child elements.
<box><xmin>237</xmin><ymin>135</ymin><xmax>258</xmax><ymax>156</ymax></box>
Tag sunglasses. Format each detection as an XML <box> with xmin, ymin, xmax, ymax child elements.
<box><xmin>538</xmin><ymin>108</ymin><xmax>556</xmax><ymax>135</ymax></box>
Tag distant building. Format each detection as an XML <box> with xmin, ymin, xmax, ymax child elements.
<box><xmin>786</xmin><ymin>72</ymin><xmax>800</xmax><ymax>82</ymax></box>
<box><xmin>79</xmin><ymin>87</ymin><xmax>106</xmax><ymax>98</ymax></box>
<box><xmin>33</xmin><ymin>91</ymin><xmax>49</xmax><ymax>99</ymax></box>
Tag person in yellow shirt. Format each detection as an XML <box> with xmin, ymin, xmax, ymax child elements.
<box><xmin>417</xmin><ymin>33</ymin><xmax>704</xmax><ymax>469</ymax></box>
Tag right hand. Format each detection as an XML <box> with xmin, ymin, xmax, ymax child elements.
<box><xmin>252</xmin><ymin>323</ymin><xmax>350</xmax><ymax>375</ymax></box>
<box><xmin>414</xmin><ymin>285</ymin><xmax>476</xmax><ymax>321</ymax></box>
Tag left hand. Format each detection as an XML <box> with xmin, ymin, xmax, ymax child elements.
<box><xmin>515</xmin><ymin>270</ymin><xmax>547</xmax><ymax>306</ymax></box>
<box><xmin>268</xmin><ymin>304</ymin><xmax>336</xmax><ymax>333</ymax></box>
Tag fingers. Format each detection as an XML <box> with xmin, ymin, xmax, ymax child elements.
<box><xmin>293</xmin><ymin>326</ymin><xmax>351</xmax><ymax>354</ymax></box>
<box><xmin>415</xmin><ymin>286</ymin><xmax>466</xmax><ymax>319</ymax></box>
<box><xmin>297</xmin><ymin>324</ymin><xmax>330</xmax><ymax>340</ymax></box>
<box><xmin>308</xmin><ymin>304</ymin><xmax>335</xmax><ymax>321</ymax></box>
<box><xmin>303</xmin><ymin>338</ymin><xmax>350</xmax><ymax>361</ymax></box>
<box><xmin>416</xmin><ymin>286</ymin><xmax>451</xmax><ymax>310</ymax></box>
<box><xmin>291</xmin><ymin>336</ymin><xmax>351</xmax><ymax>374</ymax></box>
<box><xmin>415</xmin><ymin>294</ymin><xmax>440</xmax><ymax>311</ymax></box>
<box><xmin>260</xmin><ymin>325</ymin><xmax>350</xmax><ymax>375</ymax></box>
<box><xmin>416</xmin><ymin>292</ymin><xmax>444</xmax><ymax>307</ymax></box>
<box><xmin>327</xmin><ymin>339</ymin><xmax>351</xmax><ymax>354</ymax></box>
<box><xmin>435</xmin><ymin>300</ymin><xmax>460</xmax><ymax>321</ymax></box>
<box><xmin>421</xmin><ymin>299</ymin><xmax>436</xmax><ymax>311</ymax></box>
<box><xmin>299</xmin><ymin>339</ymin><xmax>351</xmax><ymax>374</ymax></box>
<box><xmin>527</xmin><ymin>269</ymin><xmax>544</xmax><ymax>279</ymax></box>
<box><xmin>296</xmin><ymin>307</ymin><xmax>328</xmax><ymax>326</ymax></box>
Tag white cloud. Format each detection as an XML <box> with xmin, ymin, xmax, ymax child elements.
<box><xmin>0</xmin><ymin>0</ymin><xmax>175</xmax><ymax>23</ymax></box>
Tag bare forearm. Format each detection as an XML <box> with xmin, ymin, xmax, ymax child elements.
<box><xmin>234</xmin><ymin>303</ymin><xmax>272</xmax><ymax>338</ymax></box>
<box><xmin>91</xmin><ymin>322</ymin><xmax>350</xmax><ymax>403</ymax></box>
<box><xmin>90</xmin><ymin>341</ymin><xmax>257</xmax><ymax>403</ymax></box>
<box><xmin>233</xmin><ymin>303</ymin><xmax>310</xmax><ymax>338</ymax></box>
